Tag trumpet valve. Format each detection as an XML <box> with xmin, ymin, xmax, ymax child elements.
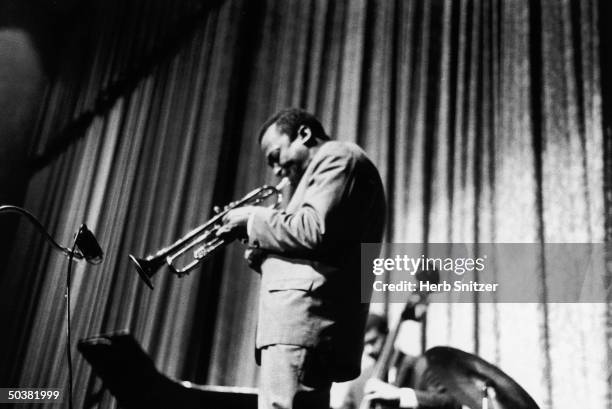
<box><xmin>193</xmin><ymin>245</ymin><xmax>208</xmax><ymax>260</ymax></box>
<box><xmin>193</xmin><ymin>238</ymin><xmax>224</xmax><ymax>261</ymax></box>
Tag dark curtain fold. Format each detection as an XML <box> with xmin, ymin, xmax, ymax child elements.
<box><xmin>0</xmin><ymin>1</ymin><xmax>609</xmax><ymax>408</ymax></box>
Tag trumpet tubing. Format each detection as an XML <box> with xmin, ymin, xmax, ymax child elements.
<box><xmin>129</xmin><ymin>178</ymin><xmax>288</xmax><ymax>289</ymax></box>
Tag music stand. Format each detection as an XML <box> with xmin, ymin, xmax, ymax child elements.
<box><xmin>78</xmin><ymin>331</ymin><xmax>257</xmax><ymax>409</ymax></box>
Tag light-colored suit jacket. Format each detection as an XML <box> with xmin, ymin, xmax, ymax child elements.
<box><xmin>247</xmin><ymin>141</ymin><xmax>386</xmax><ymax>382</ymax></box>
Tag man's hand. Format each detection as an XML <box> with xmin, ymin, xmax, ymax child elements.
<box><xmin>215</xmin><ymin>206</ymin><xmax>257</xmax><ymax>241</ymax></box>
<box><xmin>244</xmin><ymin>247</ymin><xmax>266</xmax><ymax>273</ymax></box>
<box><xmin>364</xmin><ymin>379</ymin><xmax>419</xmax><ymax>408</ymax></box>
<box><xmin>364</xmin><ymin>379</ymin><xmax>402</xmax><ymax>406</ymax></box>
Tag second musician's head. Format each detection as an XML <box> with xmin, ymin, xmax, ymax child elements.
<box><xmin>258</xmin><ymin>108</ymin><xmax>330</xmax><ymax>186</ymax></box>
<box><xmin>363</xmin><ymin>313</ymin><xmax>388</xmax><ymax>363</ymax></box>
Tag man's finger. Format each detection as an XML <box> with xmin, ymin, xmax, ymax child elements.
<box><xmin>216</xmin><ymin>226</ymin><xmax>231</xmax><ymax>237</ymax></box>
<box><xmin>363</xmin><ymin>392</ymin><xmax>380</xmax><ymax>403</ymax></box>
<box><xmin>364</xmin><ymin>378</ymin><xmax>381</xmax><ymax>393</ymax></box>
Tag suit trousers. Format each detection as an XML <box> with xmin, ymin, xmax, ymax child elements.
<box><xmin>259</xmin><ymin>344</ymin><xmax>331</xmax><ymax>409</ymax></box>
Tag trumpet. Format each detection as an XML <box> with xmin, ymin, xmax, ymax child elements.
<box><xmin>129</xmin><ymin>178</ymin><xmax>289</xmax><ymax>289</ymax></box>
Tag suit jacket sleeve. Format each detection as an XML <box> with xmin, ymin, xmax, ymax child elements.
<box><xmin>246</xmin><ymin>149</ymin><xmax>354</xmax><ymax>256</ymax></box>
<box><xmin>412</xmin><ymin>389</ymin><xmax>462</xmax><ymax>409</ymax></box>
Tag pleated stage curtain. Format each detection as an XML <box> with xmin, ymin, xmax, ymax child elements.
<box><xmin>0</xmin><ymin>0</ymin><xmax>609</xmax><ymax>408</ymax></box>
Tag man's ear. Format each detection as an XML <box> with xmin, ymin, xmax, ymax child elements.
<box><xmin>297</xmin><ymin>125</ymin><xmax>315</xmax><ymax>146</ymax></box>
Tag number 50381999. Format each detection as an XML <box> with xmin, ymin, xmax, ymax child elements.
<box><xmin>1</xmin><ymin>388</ymin><xmax>62</xmax><ymax>403</ymax></box>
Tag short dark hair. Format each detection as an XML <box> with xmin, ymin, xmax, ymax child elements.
<box><xmin>258</xmin><ymin>108</ymin><xmax>329</xmax><ymax>143</ymax></box>
<box><xmin>365</xmin><ymin>313</ymin><xmax>388</xmax><ymax>335</ymax></box>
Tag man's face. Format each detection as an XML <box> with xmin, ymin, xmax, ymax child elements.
<box><xmin>363</xmin><ymin>328</ymin><xmax>386</xmax><ymax>361</ymax></box>
<box><xmin>260</xmin><ymin>123</ymin><xmax>311</xmax><ymax>186</ymax></box>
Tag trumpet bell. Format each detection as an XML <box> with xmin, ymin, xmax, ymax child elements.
<box><xmin>129</xmin><ymin>178</ymin><xmax>289</xmax><ymax>290</ymax></box>
<box><xmin>128</xmin><ymin>254</ymin><xmax>161</xmax><ymax>289</ymax></box>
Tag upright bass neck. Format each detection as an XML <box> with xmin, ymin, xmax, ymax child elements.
<box><xmin>371</xmin><ymin>321</ymin><xmax>402</xmax><ymax>381</ymax></box>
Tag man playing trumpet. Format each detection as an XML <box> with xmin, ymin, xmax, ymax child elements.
<box><xmin>217</xmin><ymin>108</ymin><xmax>387</xmax><ymax>409</ymax></box>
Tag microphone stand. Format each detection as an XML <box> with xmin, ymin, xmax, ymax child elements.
<box><xmin>0</xmin><ymin>205</ymin><xmax>104</xmax><ymax>409</ymax></box>
<box><xmin>0</xmin><ymin>205</ymin><xmax>103</xmax><ymax>264</ymax></box>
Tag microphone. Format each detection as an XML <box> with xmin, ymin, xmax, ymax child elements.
<box><xmin>75</xmin><ymin>224</ymin><xmax>104</xmax><ymax>264</ymax></box>
<box><xmin>0</xmin><ymin>206</ymin><xmax>104</xmax><ymax>265</ymax></box>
